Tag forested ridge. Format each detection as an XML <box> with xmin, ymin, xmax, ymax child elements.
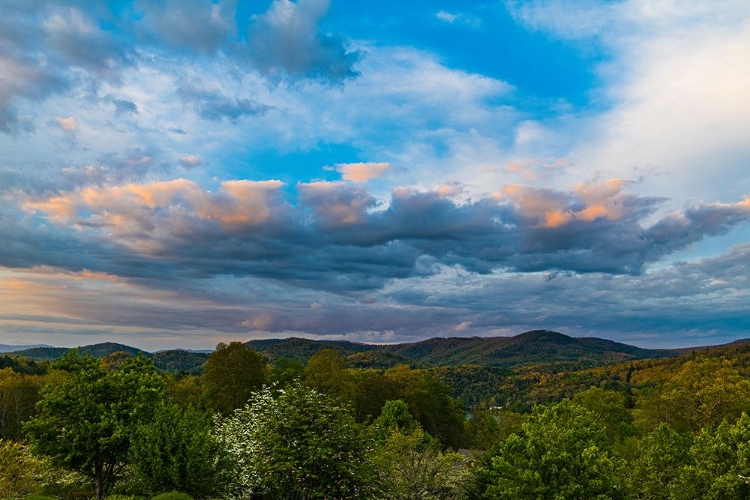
<box><xmin>2</xmin><ymin>333</ymin><xmax>750</xmax><ymax>499</ymax></box>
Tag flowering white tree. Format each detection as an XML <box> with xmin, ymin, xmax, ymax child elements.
<box><xmin>216</xmin><ymin>383</ymin><xmax>376</xmax><ymax>499</ymax></box>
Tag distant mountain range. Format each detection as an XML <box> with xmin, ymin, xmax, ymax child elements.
<box><xmin>0</xmin><ymin>344</ymin><xmax>52</xmax><ymax>353</ymax></box>
<box><xmin>2</xmin><ymin>330</ymin><xmax>683</xmax><ymax>373</ymax></box>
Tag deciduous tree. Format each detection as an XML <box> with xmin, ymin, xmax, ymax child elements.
<box><xmin>202</xmin><ymin>342</ymin><xmax>266</xmax><ymax>415</ymax></box>
<box><xmin>217</xmin><ymin>383</ymin><xmax>376</xmax><ymax>499</ymax></box>
<box><xmin>469</xmin><ymin>400</ymin><xmax>625</xmax><ymax>500</ymax></box>
<box><xmin>24</xmin><ymin>351</ymin><xmax>165</xmax><ymax>499</ymax></box>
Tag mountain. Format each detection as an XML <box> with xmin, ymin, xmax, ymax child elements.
<box><xmin>9</xmin><ymin>342</ymin><xmax>145</xmax><ymax>361</ymax></box>
<box><xmin>383</xmin><ymin>330</ymin><xmax>675</xmax><ymax>368</ymax></box>
<box><xmin>0</xmin><ymin>344</ymin><xmax>52</xmax><ymax>353</ymax></box>
<box><xmin>3</xmin><ymin>331</ymin><xmax>680</xmax><ymax>372</ymax></box>
<box><xmin>151</xmin><ymin>350</ymin><xmax>208</xmax><ymax>373</ymax></box>
<box><xmin>245</xmin><ymin>337</ymin><xmax>378</xmax><ymax>362</ymax></box>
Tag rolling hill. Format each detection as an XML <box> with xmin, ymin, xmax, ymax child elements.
<box><xmin>2</xmin><ymin>331</ymin><xmax>683</xmax><ymax>372</ymax></box>
<box><xmin>382</xmin><ymin>330</ymin><xmax>675</xmax><ymax>368</ymax></box>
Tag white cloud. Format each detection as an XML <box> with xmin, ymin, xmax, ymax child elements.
<box><xmin>507</xmin><ymin>0</ymin><xmax>750</xmax><ymax>211</ymax></box>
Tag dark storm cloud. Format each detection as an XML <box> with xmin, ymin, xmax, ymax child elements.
<box><xmin>13</xmin><ymin>182</ymin><xmax>750</xmax><ymax>298</ymax></box>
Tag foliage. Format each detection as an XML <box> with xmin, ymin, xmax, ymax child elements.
<box><xmin>150</xmin><ymin>491</ymin><xmax>194</xmax><ymax>500</ymax></box>
<box><xmin>216</xmin><ymin>383</ymin><xmax>376</xmax><ymax>499</ymax></box>
<box><xmin>24</xmin><ymin>351</ymin><xmax>166</xmax><ymax>499</ymax></box>
<box><xmin>150</xmin><ymin>351</ymin><xmax>207</xmax><ymax>375</ymax></box>
<box><xmin>371</xmin><ymin>400</ymin><xmax>420</xmax><ymax>445</ymax></box>
<box><xmin>304</xmin><ymin>348</ymin><xmax>356</xmax><ymax>401</ymax></box>
<box><xmin>129</xmin><ymin>404</ymin><xmax>228</xmax><ymax>499</ymax></box>
<box><xmin>245</xmin><ymin>337</ymin><xmax>377</xmax><ymax>363</ymax></box>
<box><xmin>0</xmin><ymin>440</ymin><xmax>41</xmax><ymax>499</ymax></box>
<box><xmin>0</xmin><ymin>356</ymin><xmax>47</xmax><ymax>375</ymax></box>
<box><xmin>164</xmin><ymin>375</ymin><xmax>202</xmax><ymax>410</ymax></box>
<box><xmin>0</xmin><ymin>368</ymin><xmax>42</xmax><ymax>440</ymax></box>
<box><xmin>201</xmin><ymin>342</ymin><xmax>266</xmax><ymax>415</ymax></box>
<box><xmin>373</xmin><ymin>426</ymin><xmax>470</xmax><ymax>500</ymax></box>
<box><xmin>383</xmin><ymin>365</ymin><xmax>467</xmax><ymax>449</ymax></box>
<box><xmin>639</xmin><ymin>357</ymin><xmax>750</xmax><ymax>433</ymax></box>
<box><xmin>573</xmin><ymin>387</ymin><xmax>637</xmax><ymax>444</ymax></box>
<box><xmin>671</xmin><ymin>413</ymin><xmax>750</xmax><ymax>499</ymax></box>
<box><xmin>469</xmin><ymin>400</ymin><xmax>625</xmax><ymax>500</ymax></box>
<box><xmin>466</xmin><ymin>407</ymin><xmax>524</xmax><ymax>451</ymax></box>
<box><xmin>627</xmin><ymin>423</ymin><xmax>692</xmax><ymax>499</ymax></box>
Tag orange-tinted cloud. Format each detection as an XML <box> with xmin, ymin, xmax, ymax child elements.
<box><xmin>501</xmin><ymin>179</ymin><xmax>635</xmax><ymax>228</ymax></box>
<box><xmin>336</xmin><ymin>162</ymin><xmax>390</xmax><ymax>182</ymax></box>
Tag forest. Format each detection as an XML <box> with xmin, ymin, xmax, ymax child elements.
<box><xmin>3</xmin><ymin>332</ymin><xmax>750</xmax><ymax>499</ymax></box>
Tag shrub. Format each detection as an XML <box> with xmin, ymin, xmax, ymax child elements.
<box><xmin>150</xmin><ymin>492</ymin><xmax>194</xmax><ymax>500</ymax></box>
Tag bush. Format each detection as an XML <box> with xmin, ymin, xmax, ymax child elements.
<box><xmin>150</xmin><ymin>492</ymin><xmax>194</xmax><ymax>500</ymax></box>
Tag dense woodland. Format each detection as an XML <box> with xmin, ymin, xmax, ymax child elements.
<box><xmin>3</xmin><ymin>332</ymin><xmax>750</xmax><ymax>499</ymax></box>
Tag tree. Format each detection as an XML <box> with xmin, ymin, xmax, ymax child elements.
<box><xmin>671</xmin><ymin>413</ymin><xmax>750</xmax><ymax>499</ymax></box>
<box><xmin>637</xmin><ymin>357</ymin><xmax>750</xmax><ymax>433</ymax></box>
<box><xmin>304</xmin><ymin>348</ymin><xmax>356</xmax><ymax>402</ymax></box>
<box><xmin>24</xmin><ymin>351</ymin><xmax>166</xmax><ymax>498</ymax></box>
<box><xmin>130</xmin><ymin>404</ymin><xmax>229</xmax><ymax>499</ymax></box>
<box><xmin>573</xmin><ymin>387</ymin><xmax>636</xmax><ymax>445</ymax></box>
<box><xmin>373</xmin><ymin>426</ymin><xmax>469</xmax><ymax>500</ymax></box>
<box><xmin>466</xmin><ymin>407</ymin><xmax>524</xmax><ymax>451</ymax></box>
<box><xmin>202</xmin><ymin>342</ymin><xmax>267</xmax><ymax>415</ymax></box>
<box><xmin>216</xmin><ymin>383</ymin><xmax>376</xmax><ymax>499</ymax></box>
<box><xmin>384</xmin><ymin>366</ymin><xmax>466</xmax><ymax>449</ymax></box>
<box><xmin>0</xmin><ymin>440</ymin><xmax>41</xmax><ymax>499</ymax></box>
<box><xmin>372</xmin><ymin>400</ymin><xmax>420</xmax><ymax>444</ymax></box>
<box><xmin>469</xmin><ymin>400</ymin><xmax>625</xmax><ymax>500</ymax></box>
<box><xmin>628</xmin><ymin>423</ymin><xmax>692</xmax><ymax>499</ymax></box>
<box><xmin>0</xmin><ymin>368</ymin><xmax>41</xmax><ymax>440</ymax></box>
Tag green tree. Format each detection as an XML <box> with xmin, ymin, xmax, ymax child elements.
<box><xmin>202</xmin><ymin>342</ymin><xmax>267</xmax><ymax>415</ymax></box>
<box><xmin>24</xmin><ymin>351</ymin><xmax>165</xmax><ymax>499</ymax></box>
<box><xmin>372</xmin><ymin>400</ymin><xmax>420</xmax><ymax>444</ymax></box>
<box><xmin>384</xmin><ymin>366</ymin><xmax>466</xmax><ymax>449</ymax></box>
<box><xmin>636</xmin><ymin>357</ymin><xmax>750</xmax><ymax>433</ymax></box>
<box><xmin>304</xmin><ymin>348</ymin><xmax>356</xmax><ymax>402</ymax></box>
<box><xmin>216</xmin><ymin>383</ymin><xmax>376</xmax><ymax>499</ymax></box>
<box><xmin>469</xmin><ymin>400</ymin><xmax>625</xmax><ymax>500</ymax></box>
<box><xmin>0</xmin><ymin>440</ymin><xmax>41</xmax><ymax>499</ymax></box>
<box><xmin>628</xmin><ymin>423</ymin><xmax>692</xmax><ymax>499</ymax></box>
<box><xmin>0</xmin><ymin>368</ymin><xmax>42</xmax><ymax>440</ymax></box>
<box><xmin>671</xmin><ymin>413</ymin><xmax>750</xmax><ymax>499</ymax></box>
<box><xmin>573</xmin><ymin>387</ymin><xmax>636</xmax><ymax>445</ymax></box>
<box><xmin>130</xmin><ymin>404</ymin><xmax>228</xmax><ymax>499</ymax></box>
<box><xmin>373</xmin><ymin>426</ymin><xmax>469</xmax><ymax>500</ymax></box>
<box><xmin>466</xmin><ymin>407</ymin><xmax>524</xmax><ymax>451</ymax></box>
<box><xmin>354</xmin><ymin>370</ymin><xmax>399</xmax><ymax>423</ymax></box>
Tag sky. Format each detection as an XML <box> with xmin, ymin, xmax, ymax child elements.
<box><xmin>1</xmin><ymin>0</ymin><xmax>749</xmax><ymax>351</ymax></box>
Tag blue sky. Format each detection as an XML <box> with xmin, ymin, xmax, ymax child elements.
<box><xmin>1</xmin><ymin>0</ymin><xmax>749</xmax><ymax>350</ymax></box>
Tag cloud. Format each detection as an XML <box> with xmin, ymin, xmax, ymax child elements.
<box><xmin>55</xmin><ymin>116</ymin><xmax>77</xmax><ymax>131</ymax></box>
<box><xmin>134</xmin><ymin>0</ymin><xmax>236</xmax><ymax>53</ymax></box>
<box><xmin>0</xmin><ymin>53</ymin><xmax>66</xmax><ymax>132</ymax></box>
<box><xmin>17</xmin><ymin>178</ymin><xmax>750</xmax><ymax>291</ymax></box>
<box><xmin>297</xmin><ymin>181</ymin><xmax>377</xmax><ymax>227</ymax></box>
<box><xmin>179</xmin><ymin>154</ymin><xmax>203</xmax><ymax>168</ymax></box>
<box><xmin>43</xmin><ymin>7</ymin><xmax>130</xmax><ymax>78</ymax></box>
<box><xmin>246</xmin><ymin>0</ymin><xmax>359</xmax><ymax>80</ymax></box>
<box><xmin>335</xmin><ymin>162</ymin><xmax>390</xmax><ymax>182</ymax></box>
<box><xmin>436</xmin><ymin>10</ymin><xmax>481</xmax><ymax>28</ymax></box>
<box><xmin>506</xmin><ymin>0</ymin><xmax>750</xmax><ymax>206</ymax></box>
<box><xmin>177</xmin><ymin>83</ymin><xmax>270</xmax><ymax>121</ymax></box>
